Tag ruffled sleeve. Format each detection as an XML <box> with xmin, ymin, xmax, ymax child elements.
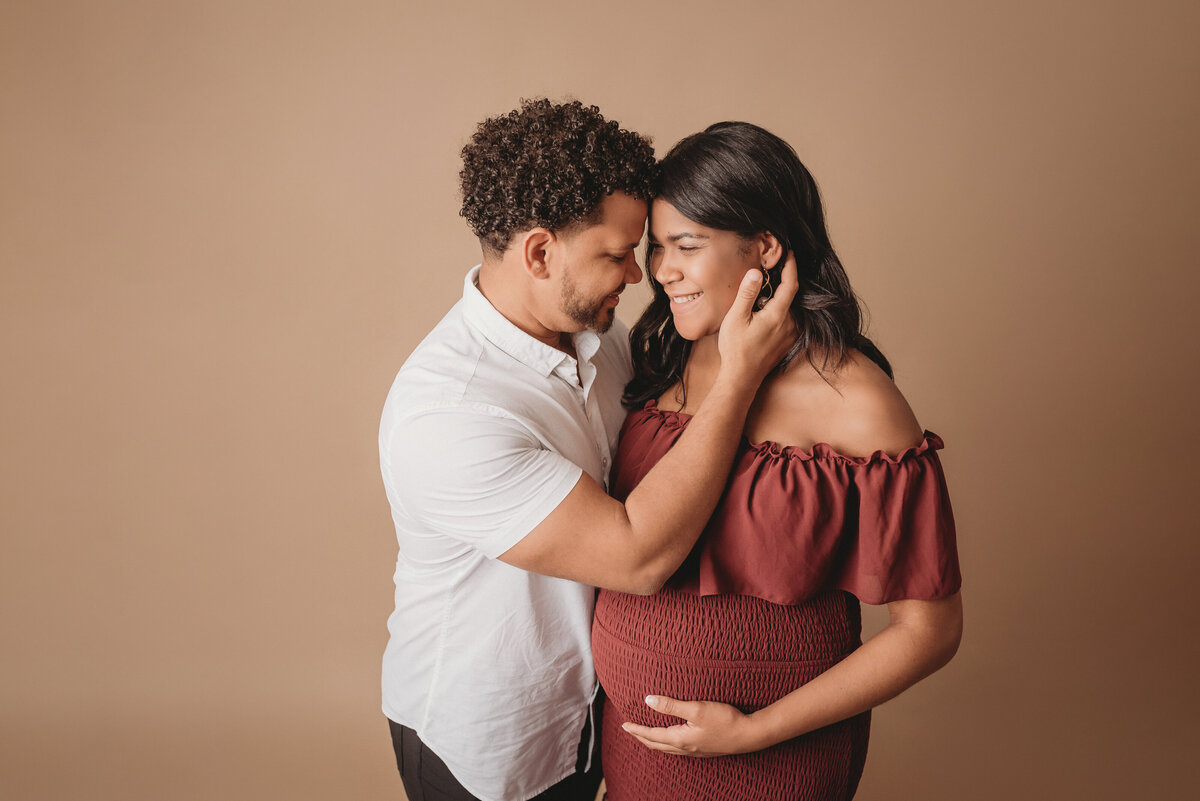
<box><xmin>611</xmin><ymin>402</ymin><xmax>962</xmax><ymax>606</ymax></box>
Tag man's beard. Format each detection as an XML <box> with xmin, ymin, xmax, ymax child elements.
<box><xmin>561</xmin><ymin>276</ymin><xmax>617</xmax><ymax>334</ymax></box>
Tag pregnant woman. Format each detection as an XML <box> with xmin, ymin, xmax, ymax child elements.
<box><xmin>592</xmin><ymin>122</ymin><xmax>964</xmax><ymax>800</ymax></box>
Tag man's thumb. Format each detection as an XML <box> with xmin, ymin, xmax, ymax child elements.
<box><xmin>727</xmin><ymin>269</ymin><xmax>763</xmax><ymax>320</ymax></box>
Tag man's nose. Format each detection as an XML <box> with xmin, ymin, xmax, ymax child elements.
<box><xmin>624</xmin><ymin>257</ymin><xmax>643</xmax><ymax>285</ymax></box>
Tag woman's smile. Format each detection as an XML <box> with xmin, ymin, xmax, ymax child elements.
<box><xmin>669</xmin><ymin>291</ymin><xmax>703</xmax><ymax>306</ymax></box>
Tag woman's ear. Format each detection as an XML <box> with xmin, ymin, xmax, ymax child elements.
<box><xmin>759</xmin><ymin>232</ymin><xmax>784</xmax><ymax>268</ymax></box>
<box><xmin>520</xmin><ymin>228</ymin><xmax>555</xmax><ymax>278</ymax></box>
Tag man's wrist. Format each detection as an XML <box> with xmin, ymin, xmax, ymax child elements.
<box><xmin>707</xmin><ymin>368</ymin><xmax>763</xmax><ymax>411</ymax></box>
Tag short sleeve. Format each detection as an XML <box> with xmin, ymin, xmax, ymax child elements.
<box><xmin>382</xmin><ymin>405</ymin><xmax>584</xmax><ymax>558</ymax></box>
<box><xmin>689</xmin><ymin>434</ymin><xmax>962</xmax><ymax>605</ymax></box>
<box><xmin>833</xmin><ymin>438</ymin><xmax>961</xmax><ymax>604</ymax></box>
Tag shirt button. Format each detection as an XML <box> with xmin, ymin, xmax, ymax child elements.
<box><xmin>602</xmin><ymin>457</ymin><xmax>609</xmax><ymax>467</ymax></box>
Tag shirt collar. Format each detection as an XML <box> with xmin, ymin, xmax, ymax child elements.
<box><xmin>461</xmin><ymin>265</ymin><xmax>602</xmax><ymax>378</ymax></box>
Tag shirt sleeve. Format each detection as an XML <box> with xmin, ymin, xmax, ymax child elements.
<box><xmin>381</xmin><ymin>405</ymin><xmax>584</xmax><ymax>558</ymax></box>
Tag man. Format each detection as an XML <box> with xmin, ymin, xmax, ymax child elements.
<box><xmin>379</xmin><ymin>99</ymin><xmax>797</xmax><ymax>801</ymax></box>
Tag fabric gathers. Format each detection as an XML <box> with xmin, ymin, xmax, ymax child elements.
<box><xmin>610</xmin><ymin>400</ymin><xmax>962</xmax><ymax>606</ymax></box>
<box><xmin>594</xmin><ymin>588</ymin><xmax>870</xmax><ymax>801</ymax></box>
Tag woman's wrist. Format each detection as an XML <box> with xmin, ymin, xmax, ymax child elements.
<box><xmin>742</xmin><ymin>706</ymin><xmax>791</xmax><ymax>752</ymax></box>
<box><xmin>745</xmin><ymin>694</ymin><xmax>825</xmax><ymax>751</ymax></box>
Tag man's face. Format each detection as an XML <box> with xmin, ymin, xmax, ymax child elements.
<box><xmin>553</xmin><ymin>192</ymin><xmax>647</xmax><ymax>334</ymax></box>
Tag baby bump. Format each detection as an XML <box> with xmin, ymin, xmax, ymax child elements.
<box><xmin>592</xmin><ymin>588</ymin><xmax>863</xmax><ymax>724</ymax></box>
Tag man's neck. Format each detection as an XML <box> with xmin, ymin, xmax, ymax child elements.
<box><xmin>477</xmin><ymin>259</ymin><xmax>575</xmax><ymax>356</ymax></box>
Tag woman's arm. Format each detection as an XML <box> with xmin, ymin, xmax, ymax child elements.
<box><xmin>622</xmin><ymin>592</ymin><xmax>963</xmax><ymax>757</ymax></box>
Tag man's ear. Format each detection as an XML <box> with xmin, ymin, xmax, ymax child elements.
<box><xmin>520</xmin><ymin>228</ymin><xmax>556</xmax><ymax>278</ymax></box>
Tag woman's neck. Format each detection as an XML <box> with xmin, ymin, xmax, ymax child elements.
<box><xmin>667</xmin><ymin>334</ymin><xmax>723</xmax><ymax>413</ymax></box>
<box><xmin>687</xmin><ymin>333</ymin><xmax>722</xmax><ymax>376</ymax></box>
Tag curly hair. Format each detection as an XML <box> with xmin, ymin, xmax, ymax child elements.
<box><xmin>460</xmin><ymin>98</ymin><xmax>657</xmax><ymax>255</ymax></box>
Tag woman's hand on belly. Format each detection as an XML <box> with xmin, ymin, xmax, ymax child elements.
<box><xmin>617</xmin><ymin>592</ymin><xmax>963</xmax><ymax>758</ymax></box>
<box><xmin>619</xmin><ymin>694</ymin><xmax>767</xmax><ymax>757</ymax></box>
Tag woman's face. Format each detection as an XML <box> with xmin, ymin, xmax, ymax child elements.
<box><xmin>648</xmin><ymin>198</ymin><xmax>771</xmax><ymax>341</ymax></box>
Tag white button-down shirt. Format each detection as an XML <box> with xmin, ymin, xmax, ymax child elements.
<box><xmin>379</xmin><ymin>266</ymin><xmax>631</xmax><ymax>801</ymax></box>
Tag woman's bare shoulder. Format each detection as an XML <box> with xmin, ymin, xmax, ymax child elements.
<box><xmin>753</xmin><ymin>349</ymin><xmax>924</xmax><ymax>457</ymax></box>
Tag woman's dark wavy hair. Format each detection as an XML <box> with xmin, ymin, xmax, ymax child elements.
<box><xmin>624</xmin><ymin>121</ymin><xmax>892</xmax><ymax>410</ymax></box>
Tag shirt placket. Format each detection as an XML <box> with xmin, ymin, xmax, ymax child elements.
<box><xmin>553</xmin><ymin>356</ymin><xmax>611</xmax><ymax>490</ymax></box>
<box><xmin>575</xmin><ymin>356</ymin><xmax>612</xmax><ymax>490</ymax></box>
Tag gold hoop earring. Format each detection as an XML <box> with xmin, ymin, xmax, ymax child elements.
<box><xmin>756</xmin><ymin>265</ymin><xmax>775</xmax><ymax>309</ymax></box>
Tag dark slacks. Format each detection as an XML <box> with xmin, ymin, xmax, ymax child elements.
<box><xmin>387</xmin><ymin>705</ymin><xmax>602</xmax><ymax>801</ymax></box>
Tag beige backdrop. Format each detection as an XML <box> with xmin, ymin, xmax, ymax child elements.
<box><xmin>3</xmin><ymin>1</ymin><xmax>1198</xmax><ymax>799</ymax></box>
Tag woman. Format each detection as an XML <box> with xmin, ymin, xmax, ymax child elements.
<box><xmin>591</xmin><ymin>122</ymin><xmax>963</xmax><ymax>800</ymax></box>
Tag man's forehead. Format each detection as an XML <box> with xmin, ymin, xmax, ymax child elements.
<box><xmin>585</xmin><ymin>193</ymin><xmax>647</xmax><ymax>245</ymax></box>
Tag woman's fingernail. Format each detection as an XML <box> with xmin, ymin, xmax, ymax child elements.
<box><xmin>645</xmin><ymin>695</ymin><xmax>658</xmax><ymax>707</ymax></box>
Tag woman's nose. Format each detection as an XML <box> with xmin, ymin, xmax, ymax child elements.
<box><xmin>653</xmin><ymin>252</ymin><xmax>681</xmax><ymax>285</ymax></box>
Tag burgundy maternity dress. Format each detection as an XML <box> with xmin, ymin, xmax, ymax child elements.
<box><xmin>592</xmin><ymin>400</ymin><xmax>962</xmax><ymax>800</ymax></box>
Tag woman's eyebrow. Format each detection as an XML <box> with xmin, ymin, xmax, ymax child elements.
<box><xmin>649</xmin><ymin>231</ymin><xmax>709</xmax><ymax>243</ymax></box>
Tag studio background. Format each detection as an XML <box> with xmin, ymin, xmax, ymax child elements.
<box><xmin>3</xmin><ymin>1</ymin><xmax>1197</xmax><ymax>799</ymax></box>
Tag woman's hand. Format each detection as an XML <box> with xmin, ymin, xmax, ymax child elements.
<box><xmin>621</xmin><ymin>594</ymin><xmax>964</xmax><ymax>758</ymax></box>
<box><xmin>620</xmin><ymin>694</ymin><xmax>764</xmax><ymax>757</ymax></box>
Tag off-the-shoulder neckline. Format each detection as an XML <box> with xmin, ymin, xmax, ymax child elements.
<box><xmin>638</xmin><ymin>399</ymin><xmax>943</xmax><ymax>465</ymax></box>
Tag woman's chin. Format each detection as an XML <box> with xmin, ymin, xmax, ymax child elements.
<box><xmin>673</xmin><ymin>321</ymin><xmax>718</xmax><ymax>342</ymax></box>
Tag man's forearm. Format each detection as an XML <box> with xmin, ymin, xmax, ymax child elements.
<box><xmin>496</xmin><ymin>263</ymin><xmax>798</xmax><ymax>592</ymax></box>
<box><xmin>620</xmin><ymin>373</ymin><xmax>759</xmax><ymax>592</ymax></box>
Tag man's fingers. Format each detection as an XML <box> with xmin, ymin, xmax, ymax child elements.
<box><xmin>762</xmin><ymin>251</ymin><xmax>800</xmax><ymax>314</ymax></box>
<box><xmin>724</xmin><ymin>268</ymin><xmax>764</xmax><ymax>322</ymax></box>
